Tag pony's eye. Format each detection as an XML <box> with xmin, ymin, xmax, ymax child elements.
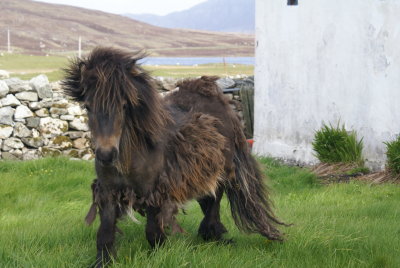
<box><xmin>84</xmin><ymin>104</ymin><xmax>91</xmax><ymax>112</ymax></box>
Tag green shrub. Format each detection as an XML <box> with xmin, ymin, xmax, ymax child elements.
<box><xmin>384</xmin><ymin>136</ymin><xmax>400</xmax><ymax>174</ymax></box>
<box><xmin>312</xmin><ymin>123</ymin><xmax>364</xmax><ymax>165</ymax></box>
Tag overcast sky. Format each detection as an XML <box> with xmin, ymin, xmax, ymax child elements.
<box><xmin>35</xmin><ymin>0</ymin><xmax>208</xmax><ymax>16</ymax></box>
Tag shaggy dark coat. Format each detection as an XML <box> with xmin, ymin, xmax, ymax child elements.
<box><xmin>63</xmin><ymin>47</ymin><xmax>286</xmax><ymax>268</ymax></box>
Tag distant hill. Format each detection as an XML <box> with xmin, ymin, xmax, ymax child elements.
<box><xmin>0</xmin><ymin>0</ymin><xmax>254</xmax><ymax>56</ymax></box>
<box><xmin>125</xmin><ymin>0</ymin><xmax>255</xmax><ymax>33</ymax></box>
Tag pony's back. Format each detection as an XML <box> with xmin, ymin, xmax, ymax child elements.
<box><xmin>165</xmin><ymin>76</ymin><xmax>242</xmax><ymax>154</ymax></box>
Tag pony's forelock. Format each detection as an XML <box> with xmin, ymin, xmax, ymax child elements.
<box><xmin>63</xmin><ymin>47</ymin><xmax>148</xmax><ymax>110</ymax></box>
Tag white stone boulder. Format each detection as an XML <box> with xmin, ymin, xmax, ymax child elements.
<box><xmin>73</xmin><ymin>137</ymin><xmax>90</xmax><ymax>150</ymax></box>
<box><xmin>69</xmin><ymin>116</ymin><xmax>89</xmax><ymax>131</ymax></box>
<box><xmin>2</xmin><ymin>150</ymin><xmax>22</xmax><ymax>160</ymax></box>
<box><xmin>50</xmin><ymin>107</ymin><xmax>68</xmax><ymax>115</ymax></box>
<box><xmin>0</xmin><ymin>80</ymin><xmax>9</xmax><ymax>98</ymax></box>
<box><xmin>216</xmin><ymin>77</ymin><xmax>236</xmax><ymax>89</ymax></box>
<box><xmin>48</xmin><ymin>135</ymin><xmax>73</xmax><ymax>150</ymax></box>
<box><xmin>39</xmin><ymin>147</ymin><xmax>62</xmax><ymax>157</ymax></box>
<box><xmin>14</xmin><ymin>105</ymin><xmax>34</xmax><ymax>119</ymax></box>
<box><xmin>51</xmin><ymin>81</ymin><xmax>62</xmax><ymax>92</ymax></box>
<box><xmin>3</xmin><ymin>137</ymin><xmax>24</xmax><ymax>150</ymax></box>
<box><xmin>60</xmin><ymin>115</ymin><xmax>75</xmax><ymax>121</ymax></box>
<box><xmin>29</xmin><ymin>102</ymin><xmax>42</xmax><ymax>110</ymax></box>
<box><xmin>5</xmin><ymin>78</ymin><xmax>32</xmax><ymax>93</ymax></box>
<box><xmin>1</xmin><ymin>94</ymin><xmax>21</xmax><ymax>107</ymax></box>
<box><xmin>31</xmin><ymin>128</ymin><xmax>40</xmax><ymax>138</ymax></box>
<box><xmin>0</xmin><ymin>106</ymin><xmax>15</xmax><ymax>125</ymax></box>
<box><xmin>0</xmin><ymin>125</ymin><xmax>13</xmax><ymax>139</ymax></box>
<box><xmin>30</xmin><ymin>75</ymin><xmax>53</xmax><ymax>99</ymax></box>
<box><xmin>39</xmin><ymin>117</ymin><xmax>68</xmax><ymax>138</ymax></box>
<box><xmin>82</xmin><ymin>153</ymin><xmax>95</xmax><ymax>161</ymax></box>
<box><xmin>22</xmin><ymin>148</ymin><xmax>41</xmax><ymax>160</ymax></box>
<box><xmin>21</xmin><ymin>137</ymin><xmax>44</xmax><ymax>148</ymax></box>
<box><xmin>52</xmin><ymin>92</ymin><xmax>65</xmax><ymax>101</ymax></box>
<box><xmin>38</xmin><ymin>99</ymin><xmax>54</xmax><ymax>109</ymax></box>
<box><xmin>66</xmin><ymin>131</ymin><xmax>84</xmax><ymax>139</ymax></box>
<box><xmin>13</xmin><ymin>122</ymin><xmax>31</xmax><ymax>138</ymax></box>
<box><xmin>15</xmin><ymin>91</ymin><xmax>38</xmax><ymax>102</ymax></box>
<box><xmin>10</xmin><ymin>149</ymin><xmax>23</xmax><ymax>160</ymax></box>
<box><xmin>159</xmin><ymin>77</ymin><xmax>179</xmax><ymax>91</ymax></box>
<box><xmin>26</xmin><ymin>117</ymin><xmax>40</xmax><ymax>128</ymax></box>
<box><xmin>36</xmin><ymin>108</ymin><xmax>49</xmax><ymax>117</ymax></box>
<box><xmin>67</xmin><ymin>105</ymin><xmax>84</xmax><ymax>116</ymax></box>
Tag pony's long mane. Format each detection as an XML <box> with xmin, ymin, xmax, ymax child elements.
<box><xmin>63</xmin><ymin>47</ymin><xmax>171</xmax><ymax>173</ymax></box>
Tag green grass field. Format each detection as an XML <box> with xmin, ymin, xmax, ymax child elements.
<box><xmin>0</xmin><ymin>158</ymin><xmax>399</xmax><ymax>267</ymax></box>
<box><xmin>0</xmin><ymin>54</ymin><xmax>253</xmax><ymax>81</ymax></box>
<box><xmin>0</xmin><ymin>53</ymin><xmax>69</xmax><ymax>81</ymax></box>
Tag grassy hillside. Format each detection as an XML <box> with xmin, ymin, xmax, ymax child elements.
<box><xmin>0</xmin><ymin>54</ymin><xmax>254</xmax><ymax>81</ymax></box>
<box><xmin>0</xmin><ymin>0</ymin><xmax>254</xmax><ymax>57</ymax></box>
<box><xmin>0</xmin><ymin>157</ymin><xmax>399</xmax><ymax>267</ymax></box>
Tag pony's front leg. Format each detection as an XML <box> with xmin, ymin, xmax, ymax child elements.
<box><xmin>145</xmin><ymin>206</ymin><xmax>166</xmax><ymax>248</ymax></box>
<box><xmin>94</xmin><ymin>202</ymin><xmax>117</xmax><ymax>268</ymax></box>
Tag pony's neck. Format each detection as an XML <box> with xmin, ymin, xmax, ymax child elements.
<box><xmin>116</xmin><ymin>83</ymin><xmax>171</xmax><ymax>173</ymax></box>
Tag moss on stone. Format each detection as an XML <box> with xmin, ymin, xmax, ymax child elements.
<box><xmin>41</xmin><ymin>147</ymin><xmax>61</xmax><ymax>157</ymax></box>
<box><xmin>80</xmin><ymin>148</ymin><xmax>92</xmax><ymax>156</ymax></box>
<box><xmin>67</xmin><ymin>149</ymin><xmax>79</xmax><ymax>158</ymax></box>
<box><xmin>51</xmin><ymin>103</ymin><xmax>68</xmax><ymax>109</ymax></box>
<box><xmin>32</xmin><ymin>137</ymin><xmax>42</xmax><ymax>142</ymax></box>
<box><xmin>53</xmin><ymin>136</ymin><xmax>72</xmax><ymax>148</ymax></box>
<box><xmin>61</xmin><ymin>124</ymin><xmax>69</xmax><ymax>132</ymax></box>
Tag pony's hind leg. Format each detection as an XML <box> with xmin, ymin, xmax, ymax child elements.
<box><xmin>197</xmin><ymin>186</ymin><xmax>228</xmax><ymax>241</ymax></box>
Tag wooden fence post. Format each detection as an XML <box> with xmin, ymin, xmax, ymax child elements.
<box><xmin>240</xmin><ymin>83</ymin><xmax>254</xmax><ymax>139</ymax></box>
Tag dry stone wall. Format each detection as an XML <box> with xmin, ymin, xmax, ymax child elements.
<box><xmin>0</xmin><ymin>75</ymin><xmax>251</xmax><ymax>161</ymax></box>
<box><xmin>0</xmin><ymin>75</ymin><xmax>93</xmax><ymax>161</ymax></box>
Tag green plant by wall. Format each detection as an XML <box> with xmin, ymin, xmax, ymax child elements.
<box><xmin>312</xmin><ymin>123</ymin><xmax>364</xmax><ymax>165</ymax></box>
<box><xmin>384</xmin><ymin>135</ymin><xmax>400</xmax><ymax>174</ymax></box>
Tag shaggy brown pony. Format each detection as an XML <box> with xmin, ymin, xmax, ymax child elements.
<box><xmin>63</xmin><ymin>47</ymin><xmax>286</xmax><ymax>267</ymax></box>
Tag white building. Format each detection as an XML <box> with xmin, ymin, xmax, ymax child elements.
<box><xmin>254</xmin><ymin>0</ymin><xmax>400</xmax><ymax>170</ymax></box>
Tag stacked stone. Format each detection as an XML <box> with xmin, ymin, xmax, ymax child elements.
<box><xmin>0</xmin><ymin>75</ymin><xmax>252</xmax><ymax>161</ymax></box>
<box><xmin>0</xmin><ymin>75</ymin><xmax>93</xmax><ymax>160</ymax></box>
<box><xmin>216</xmin><ymin>76</ymin><xmax>248</xmax><ymax>128</ymax></box>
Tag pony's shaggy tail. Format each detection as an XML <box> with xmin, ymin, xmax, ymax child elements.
<box><xmin>225</xmin><ymin>146</ymin><xmax>288</xmax><ymax>241</ymax></box>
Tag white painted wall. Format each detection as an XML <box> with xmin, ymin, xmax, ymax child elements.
<box><xmin>254</xmin><ymin>0</ymin><xmax>400</xmax><ymax>170</ymax></box>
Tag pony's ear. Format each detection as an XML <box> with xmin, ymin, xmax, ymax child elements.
<box><xmin>126</xmin><ymin>58</ymin><xmax>144</xmax><ymax>77</ymax></box>
<box><xmin>62</xmin><ymin>58</ymin><xmax>86</xmax><ymax>102</ymax></box>
<box><xmin>200</xmin><ymin>76</ymin><xmax>220</xmax><ymax>82</ymax></box>
<box><xmin>130</xmin><ymin>66</ymin><xmax>143</xmax><ymax>77</ymax></box>
<box><xmin>125</xmin><ymin>51</ymin><xmax>148</xmax><ymax>77</ymax></box>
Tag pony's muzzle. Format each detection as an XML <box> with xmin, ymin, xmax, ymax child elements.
<box><xmin>96</xmin><ymin>147</ymin><xmax>118</xmax><ymax>165</ymax></box>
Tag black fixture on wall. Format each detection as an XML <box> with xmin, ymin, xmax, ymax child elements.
<box><xmin>288</xmin><ymin>0</ymin><xmax>298</xmax><ymax>5</ymax></box>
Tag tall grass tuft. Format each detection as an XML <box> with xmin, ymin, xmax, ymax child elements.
<box><xmin>384</xmin><ymin>135</ymin><xmax>400</xmax><ymax>174</ymax></box>
<box><xmin>312</xmin><ymin>122</ymin><xmax>364</xmax><ymax>165</ymax></box>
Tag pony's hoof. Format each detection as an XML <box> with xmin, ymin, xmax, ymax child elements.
<box><xmin>198</xmin><ymin>220</ymin><xmax>228</xmax><ymax>241</ymax></box>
